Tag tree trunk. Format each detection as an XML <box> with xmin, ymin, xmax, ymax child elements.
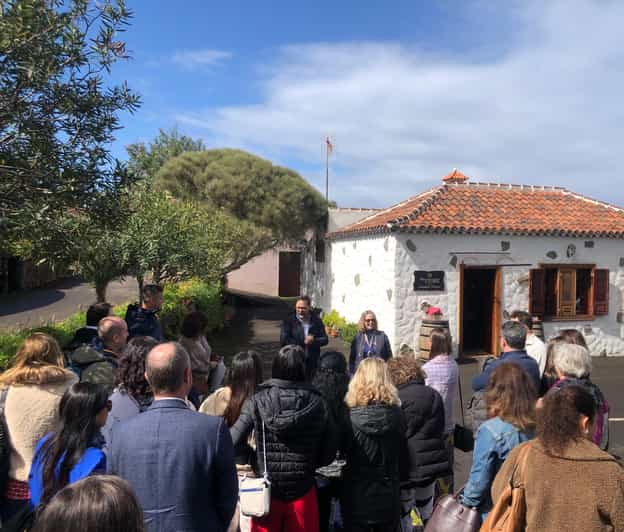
<box><xmin>95</xmin><ymin>281</ymin><xmax>108</xmax><ymax>303</ymax></box>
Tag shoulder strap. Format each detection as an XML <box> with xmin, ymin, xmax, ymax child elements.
<box><xmin>457</xmin><ymin>368</ymin><xmax>466</xmax><ymax>426</ymax></box>
<box><xmin>0</xmin><ymin>387</ymin><xmax>9</xmax><ymax>410</ymax></box>
<box><xmin>509</xmin><ymin>442</ymin><xmax>532</xmax><ymax>488</ymax></box>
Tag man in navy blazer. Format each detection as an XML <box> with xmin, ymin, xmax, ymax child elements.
<box><xmin>108</xmin><ymin>342</ymin><xmax>237</xmax><ymax>532</ymax></box>
<box><xmin>472</xmin><ymin>320</ymin><xmax>541</xmax><ymax>393</ymax></box>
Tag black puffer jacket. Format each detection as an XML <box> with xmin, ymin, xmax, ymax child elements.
<box><xmin>399</xmin><ymin>378</ymin><xmax>449</xmax><ymax>487</ymax></box>
<box><xmin>342</xmin><ymin>404</ymin><xmax>406</xmax><ymax>526</ymax></box>
<box><xmin>230</xmin><ymin>379</ymin><xmax>335</xmax><ymax>501</ymax></box>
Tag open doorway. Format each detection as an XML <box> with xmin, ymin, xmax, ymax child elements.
<box><xmin>460</xmin><ymin>267</ymin><xmax>501</xmax><ymax>355</ymax></box>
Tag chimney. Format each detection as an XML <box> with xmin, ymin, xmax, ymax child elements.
<box><xmin>442</xmin><ymin>168</ymin><xmax>469</xmax><ymax>184</ymax></box>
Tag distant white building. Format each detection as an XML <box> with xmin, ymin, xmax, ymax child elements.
<box><xmin>303</xmin><ymin>170</ymin><xmax>624</xmax><ymax>357</ymax></box>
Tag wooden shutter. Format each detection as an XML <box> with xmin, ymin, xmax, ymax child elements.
<box><xmin>557</xmin><ymin>269</ymin><xmax>576</xmax><ymax>318</ymax></box>
<box><xmin>593</xmin><ymin>269</ymin><xmax>609</xmax><ymax>316</ymax></box>
<box><xmin>529</xmin><ymin>269</ymin><xmax>546</xmax><ymax>318</ymax></box>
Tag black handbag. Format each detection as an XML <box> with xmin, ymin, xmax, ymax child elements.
<box><xmin>424</xmin><ymin>490</ymin><xmax>480</xmax><ymax>532</ymax></box>
<box><xmin>453</xmin><ymin>371</ymin><xmax>475</xmax><ymax>452</ymax></box>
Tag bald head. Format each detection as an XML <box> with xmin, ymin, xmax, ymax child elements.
<box><xmin>98</xmin><ymin>316</ymin><xmax>128</xmax><ymax>354</ymax></box>
<box><xmin>145</xmin><ymin>342</ymin><xmax>191</xmax><ymax>396</ymax></box>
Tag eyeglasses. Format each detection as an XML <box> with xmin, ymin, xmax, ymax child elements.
<box><xmin>364</xmin><ymin>319</ymin><xmax>376</xmax><ymax>323</ymax></box>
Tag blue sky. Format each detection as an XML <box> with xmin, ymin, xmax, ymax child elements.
<box><xmin>109</xmin><ymin>0</ymin><xmax>624</xmax><ymax>208</ymax></box>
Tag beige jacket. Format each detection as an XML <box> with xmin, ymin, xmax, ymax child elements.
<box><xmin>199</xmin><ymin>386</ymin><xmax>231</xmax><ymax>416</ymax></box>
<box><xmin>4</xmin><ymin>373</ymin><xmax>77</xmax><ymax>481</ymax></box>
<box><xmin>178</xmin><ymin>336</ymin><xmax>212</xmax><ymax>376</ymax></box>
<box><xmin>492</xmin><ymin>438</ymin><xmax>624</xmax><ymax>532</ymax></box>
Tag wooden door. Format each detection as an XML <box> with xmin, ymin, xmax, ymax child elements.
<box><xmin>278</xmin><ymin>252</ymin><xmax>301</xmax><ymax>297</ymax></box>
<box><xmin>490</xmin><ymin>268</ymin><xmax>502</xmax><ymax>355</ymax></box>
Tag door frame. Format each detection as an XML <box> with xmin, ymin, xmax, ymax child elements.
<box><xmin>458</xmin><ymin>265</ymin><xmax>502</xmax><ymax>356</ymax></box>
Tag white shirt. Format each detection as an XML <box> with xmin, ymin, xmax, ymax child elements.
<box><xmin>525</xmin><ymin>334</ymin><xmax>547</xmax><ymax>377</ymax></box>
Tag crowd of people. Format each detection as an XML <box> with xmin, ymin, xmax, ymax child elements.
<box><xmin>0</xmin><ymin>288</ymin><xmax>622</xmax><ymax>532</ymax></box>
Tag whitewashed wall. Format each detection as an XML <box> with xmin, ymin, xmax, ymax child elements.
<box><xmin>321</xmin><ymin>235</ymin><xmax>397</xmax><ymax>342</ymax></box>
<box><xmin>392</xmin><ymin>233</ymin><xmax>624</xmax><ymax>356</ymax></box>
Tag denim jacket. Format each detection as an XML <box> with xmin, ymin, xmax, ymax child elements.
<box><xmin>461</xmin><ymin>417</ymin><xmax>532</xmax><ymax>518</ymax></box>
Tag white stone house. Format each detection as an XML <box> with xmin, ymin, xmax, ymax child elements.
<box><xmin>303</xmin><ymin>170</ymin><xmax>624</xmax><ymax>356</ymax></box>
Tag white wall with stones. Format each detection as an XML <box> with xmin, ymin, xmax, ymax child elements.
<box><xmin>306</xmin><ymin>231</ymin><xmax>624</xmax><ymax>356</ymax></box>
<box><xmin>392</xmin><ymin>233</ymin><xmax>624</xmax><ymax>356</ymax></box>
<box><xmin>319</xmin><ymin>235</ymin><xmax>397</xmax><ymax>342</ymax></box>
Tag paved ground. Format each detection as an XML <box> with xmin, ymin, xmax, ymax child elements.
<box><xmin>211</xmin><ymin>298</ymin><xmax>624</xmax><ymax>486</ymax></box>
<box><xmin>0</xmin><ymin>278</ymin><xmax>138</xmax><ymax>331</ymax></box>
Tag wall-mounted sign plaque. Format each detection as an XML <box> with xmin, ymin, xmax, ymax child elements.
<box><xmin>413</xmin><ymin>270</ymin><xmax>445</xmax><ymax>291</ymax></box>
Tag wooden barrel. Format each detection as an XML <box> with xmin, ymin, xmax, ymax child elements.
<box><xmin>419</xmin><ymin>319</ymin><xmax>450</xmax><ymax>360</ymax></box>
<box><xmin>531</xmin><ymin>318</ymin><xmax>545</xmax><ymax>341</ymax></box>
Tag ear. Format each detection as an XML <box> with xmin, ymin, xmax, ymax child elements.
<box><xmin>185</xmin><ymin>366</ymin><xmax>193</xmax><ymax>386</ymax></box>
<box><xmin>579</xmin><ymin>414</ymin><xmax>592</xmax><ymax>437</ymax></box>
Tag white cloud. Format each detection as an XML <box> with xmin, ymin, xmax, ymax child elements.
<box><xmin>169</xmin><ymin>49</ymin><xmax>232</xmax><ymax>70</ymax></box>
<box><xmin>175</xmin><ymin>0</ymin><xmax>624</xmax><ymax>208</ymax></box>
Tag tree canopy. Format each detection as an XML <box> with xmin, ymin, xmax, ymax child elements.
<box><xmin>126</xmin><ymin>127</ymin><xmax>205</xmax><ymax>181</ymax></box>
<box><xmin>0</xmin><ymin>0</ymin><xmax>139</xmax><ymax>253</ymax></box>
<box><xmin>155</xmin><ymin>149</ymin><xmax>328</xmax><ymax>243</ymax></box>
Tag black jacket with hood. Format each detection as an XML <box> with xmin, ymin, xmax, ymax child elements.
<box><xmin>342</xmin><ymin>403</ymin><xmax>406</xmax><ymax>526</ymax></box>
<box><xmin>398</xmin><ymin>378</ymin><xmax>450</xmax><ymax>487</ymax></box>
<box><xmin>230</xmin><ymin>379</ymin><xmax>335</xmax><ymax>501</ymax></box>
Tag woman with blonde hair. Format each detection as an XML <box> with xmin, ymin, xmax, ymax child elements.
<box><xmin>461</xmin><ymin>363</ymin><xmax>536</xmax><ymax>521</ymax></box>
<box><xmin>0</xmin><ymin>333</ymin><xmax>77</xmax><ymax>521</ymax></box>
<box><xmin>342</xmin><ymin>357</ymin><xmax>405</xmax><ymax>532</ymax></box>
<box><xmin>349</xmin><ymin>310</ymin><xmax>392</xmax><ymax>375</ymax></box>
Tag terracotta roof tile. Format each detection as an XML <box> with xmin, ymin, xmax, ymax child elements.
<box><xmin>329</xmin><ymin>175</ymin><xmax>624</xmax><ymax>239</ymax></box>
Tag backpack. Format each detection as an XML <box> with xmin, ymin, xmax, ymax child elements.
<box><xmin>0</xmin><ymin>387</ymin><xmax>12</xmax><ymax>496</ymax></box>
<box><xmin>480</xmin><ymin>442</ymin><xmax>532</xmax><ymax>532</ymax></box>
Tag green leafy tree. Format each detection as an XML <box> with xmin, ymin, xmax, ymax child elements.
<box><xmin>120</xmin><ymin>183</ymin><xmax>272</xmax><ymax>299</ymax></box>
<box><xmin>155</xmin><ymin>149</ymin><xmax>328</xmax><ymax>243</ymax></box>
<box><xmin>0</xmin><ymin>0</ymin><xmax>140</xmax><ymax>253</ymax></box>
<box><xmin>126</xmin><ymin>127</ymin><xmax>205</xmax><ymax>181</ymax></box>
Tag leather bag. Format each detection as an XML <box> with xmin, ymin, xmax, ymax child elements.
<box><xmin>424</xmin><ymin>489</ymin><xmax>480</xmax><ymax>532</ymax></box>
<box><xmin>480</xmin><ymin>442</ymin><xmax>532</xmax><ymax>532</ymax></box>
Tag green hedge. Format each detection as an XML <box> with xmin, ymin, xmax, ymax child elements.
<box><xmin>0</xmin><ymin>279</ymin><xmax>222</xmax><ymax>370</ymax></box>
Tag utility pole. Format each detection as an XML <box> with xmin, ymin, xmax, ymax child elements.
<box><xmin>325</xmin><ymin>136</ymin><xmax>333</xmax><ymax>202</ymax></box>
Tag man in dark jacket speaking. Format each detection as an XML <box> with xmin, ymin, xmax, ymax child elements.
<box><xmin>280</xmin><ymin>295</ymin><xmax>328</xmax><ymax>378</ymax></box>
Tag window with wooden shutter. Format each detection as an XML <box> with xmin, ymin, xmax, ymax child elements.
<box><xmin>593</xmin><ymin>269</ymin><xmax>609</xmax><ymax>315</ymax></box>
<box><xmin>557</xmin><ymin>269</ymin><xmax>577</xmax><ymax>318</ymax></box>
<box><xmin>535</xmin><ymin>264</ymin><xmax>606</xmax><ymax>320</ymax></box>
<box><xmin>529</xmin><ymin>269</ymin><xmax>546</xmax><ymax>318</ymax></box>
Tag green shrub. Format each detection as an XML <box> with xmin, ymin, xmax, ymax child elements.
<box><xmin>159</xmin><ymin>279</ymin><xmax>223</xmax><ymax>340</ymax></box>
<box><xmin>321</xmin><ymin>309</ymin><xmax>358</xmax><ymax>346</ymax></box>
<box><xmin>0</xmin><ymin>280</ymin><xmax>222</xmax><ymax>369</ymax></box>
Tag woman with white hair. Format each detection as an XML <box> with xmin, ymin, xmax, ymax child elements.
<box><xmin>546</xmin><ymin>342</ymin><xmax>609</xmax><ymax>450</ymax></box>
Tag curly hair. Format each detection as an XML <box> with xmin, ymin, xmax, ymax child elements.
<box><xmin>345</xmin><ymin>357</ymin><xmax>400</xmax><ymax>407</ymax></box>
<box><xmin>485</xmin><ymin>363</ymin><xmax>536</xmax><ymax>433</ymax></box>
<box><xmin>115</xmin><ymin>337</ymin><xmax>159</xmax><ymax>400</ymax></box>
<box><xmin>386</xmin><ymin>356</ymin><xmax>426</xmax><ymax>387</ymax></box>
<box><xmin>357</xmin><ymin>310</ymin><xmax>378</xmax><ymax>333</ymax></box>
<box><xmin>313</xmin><ymin>351</ymin><xmax>350</xmax><ymax>421</ymax></box>
<box><xmin>538</xmin><ymin>384</ymin><xmax>596</xmax><ymax>456</ymax></box>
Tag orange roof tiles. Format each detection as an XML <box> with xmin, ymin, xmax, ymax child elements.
<box><xmin>329</xmin><ymin>176</ymin><xmax>624</xmax><ymax>240</ymax></box>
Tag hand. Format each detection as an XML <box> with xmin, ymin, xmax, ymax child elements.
<box><xmin>305</xmin><ymin>334</ymin><xmax>314</xmax><ymax>345</ymax></box>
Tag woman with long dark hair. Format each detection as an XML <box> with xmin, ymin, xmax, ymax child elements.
<box><xmin>490</xmin><ymin>385</ymin><xmax>624</xmax><ymax>531</ymax></box>
<box><xmin>461</xmin><ymin>363</ymin><xmax>536</xmax><ymax>521</ymax></box>
<box><xmin>230</xmin><ymin>345</ymin><xmax>335</xmax><ymax>532</ymax></box>
<box><xmin>101</xmin><ymin>336</ymin><xmax>158</xmax><ymax>444</ymax></box>
<box><xmin>199</xmin><ymin>351</ymin><xmax>263</xmax><ymax>532</ymax></box>
<box><xmin>28</xmin><ymin>382</ymin><xmax>110</xmax><ymax>507</ymax></box>
<box><xmin>312</xmin><ymin>351</ymin><xmax>350</xmax><ymax>532</ymax></box>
